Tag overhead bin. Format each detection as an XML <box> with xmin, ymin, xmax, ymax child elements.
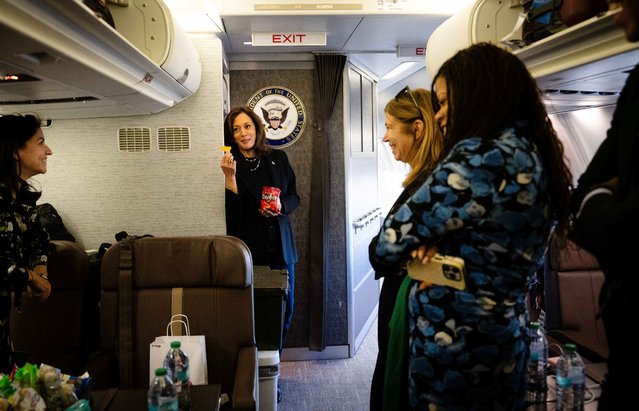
<box><xmin>425</xmin><ymin>0</ymin><xmax>522</xmax><ymax>80</ymax></box>
<box><xmin>425</xmin><ymin>1</ymin><xmax>639</xmax><ymax>113</ymax></box>
<box><xmin>0</xmin><ymin>0</ymin><xmax>201</xmax><ymax>120</ymax></box>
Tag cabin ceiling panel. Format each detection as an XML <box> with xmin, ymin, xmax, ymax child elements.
<box><xmin>343</xmin><ymin>15</ymin><xmax>446</xmax><ymax>52</ymax></box>
<box><xmin>219</xmin><ymin>13</ymin><xmax>447</xmax><ymax>89</ymax></box>
<box><xmin>220</xmin><ymin>15</ymin><xmax>364</xmax><ymax>53</ymax></box>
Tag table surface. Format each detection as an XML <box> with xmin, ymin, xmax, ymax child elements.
<box><xmin>92</xmin><ymin>384</ymin><xmax>221</xmax><ymax>411</ymax></box>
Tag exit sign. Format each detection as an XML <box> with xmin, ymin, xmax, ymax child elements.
<box><xmin>397</xmin><ymin>46</ymin><xmax>426</xmax><ymax>57</ymax></box>
<box><xmin>252</xmin><ymin>32</ymin><xmax>327</xmax><ymax>46</ymax></box>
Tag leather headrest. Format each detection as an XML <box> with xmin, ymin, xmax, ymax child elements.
<box><xmin>549</xmin><ymin>234</ymin><xmax>600</xmax><ymax>272</ymax></box>
<box><xmin>48</xmin><ymin>240</ymin><xmax>90</xmax><ymax>289</ymax></box>
<box><xmin>101</xmin><ymin>235</ymin><xmax>253</xmax><ymax>289</ymax></box>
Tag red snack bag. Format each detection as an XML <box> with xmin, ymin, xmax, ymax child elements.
<box><xmin>261</xmin><ymin>186</ymin><xmax>281</xmax><ymax>214</ymax></box>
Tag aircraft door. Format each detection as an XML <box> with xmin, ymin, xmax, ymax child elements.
<box><xmin>345</xmin><ymin>65</ymin><xmax>381</xmax><ymax>356</ymax></box>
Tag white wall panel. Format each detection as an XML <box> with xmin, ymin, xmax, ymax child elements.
<box><xmin>35</xmin><ymin>37</ymin><xmax>226</xmax><ymax>249</ymax></box>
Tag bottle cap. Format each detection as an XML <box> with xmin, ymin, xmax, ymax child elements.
<box><xmin>155</xmin><ymin>368</ymin><xmax>167</xmax><ymax>376</ymax></box>
<box><xmin>530</xmin><ymin>322</ymin><xmax>541</xmax><ymax>330</ymax></box>
<box><xmin>170</xmin><ymin>341</ymin><xmax>182</xmax><ymax>349</ymax></box>
<box><xmin>564</xmin><ymin>343</ymin><xmax>577</xmax><ymax>353</ymax></box>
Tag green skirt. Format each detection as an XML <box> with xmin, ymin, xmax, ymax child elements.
<box><xmin>382</xmin><ymin>275</ymin><xmax>412</xmax><ymax>411</ymax></box>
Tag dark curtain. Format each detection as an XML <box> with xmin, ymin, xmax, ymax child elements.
<box><xmin>309</xmin><ymin>54</ymin><xmax>346</xmax><ymax>351</ymax></box>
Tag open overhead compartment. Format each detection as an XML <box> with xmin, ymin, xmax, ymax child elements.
<box><xmin>425</xmin><ymin>1</ymin><xmax>639</xmax><ymax>114</ymax></box>
<box><xmin>0</xmin><ymin>0</ymin><xmax>201</xmax><ymax>120</ymax></box>
<box><xmin>513</xmin><ymin>9</ymin><xmax>639</xmax><ymax>113</ymax></box>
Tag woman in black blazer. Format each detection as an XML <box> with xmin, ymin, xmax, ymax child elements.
<box><xmin>220</xmin><ymin>106</ymin><xmax>300</xmax><ymax>349</ymax></box>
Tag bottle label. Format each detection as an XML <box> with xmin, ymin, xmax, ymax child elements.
<box><xmin>569</xmin><ymin>367</ymin><xmax>585</xmax><ymax>384</ymax></box>
<box><xmin>556</xmin><ymin>375</ymin><xmax>572</xmax><ymax>388</ymax></box>
<box><xmin>157</xmin><ymin>396</ymin><xmax>178</xmax><ymax>411</ymax></box>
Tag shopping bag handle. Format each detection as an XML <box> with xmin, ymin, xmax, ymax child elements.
<box><xmin>166</xmin><ymin>319</ymin><xmax>191</xmax><ymax>337</ymax></box>
<box><xmin>170</xmin><ymin>313</ymin><xmax>191</xmax><ymax>330</ymax></box>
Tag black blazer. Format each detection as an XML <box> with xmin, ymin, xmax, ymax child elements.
<box><xmin>225</xmin><ymin>148</ymin><xmax>300</xmax><ymax>266</ymax></box>
<box><xmin>369</xmin><ymin>170</ymin><xmax>430</xmax><ymax>279</ymax></box>
<box><xmin>571</xmin><ymin>63</ymin><xmax>639</xmax><ymax>276</ymax></box>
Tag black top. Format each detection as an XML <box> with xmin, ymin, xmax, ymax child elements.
<box><xmin>225</xmin><ymin>148</ymin><xmax>300</xmax><ymax>266</ymax></box>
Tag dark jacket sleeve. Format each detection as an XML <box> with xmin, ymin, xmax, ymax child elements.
<box><xmin>225</xmin><ymin>190</ymin><xmax>239</xmax><ymax>234</ymax></box>
<box><xmin>367</xmin><ymin>169</ymin><xmax>432</xmax><ymax>280</ymax></box>
<box><xmin>570</xmin><ymin>64</ymin><xmax>639</xmax><ymax>270</ymax></box>
<box><xmin>277</xmin><ymin>150</ymin><xmax>300</xmax><ymax>216</ymax></box>
<box><xmin>368</xmin><ymin>234</ymin><xmax>404</xmax><ymax>280</ymax></box>
<box><xmin>274</xmin><ymin>150</ymin><xmax>300</xmax><ymax>264</ymax></box>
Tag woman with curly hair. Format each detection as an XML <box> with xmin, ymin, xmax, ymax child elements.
<box><xmin>373</xmin><ymin>43</ymin><xmax>572</xmax><ymax>410</ymax></box>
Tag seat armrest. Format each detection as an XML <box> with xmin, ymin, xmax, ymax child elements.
<box><xmin>231</xmin><ymin>345</ymin><xmax>258</xmax><ymax>411</ymax></box>
<box><xmin>546</xmin><ymin>329</ymin><xmax>608</xmax><ymax>363</ymax></box>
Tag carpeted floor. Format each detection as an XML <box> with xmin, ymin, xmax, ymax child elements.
<box><xmin>278</xmin><ymin>321</ymin><xmax>378</xmax><ymax>411</ymax></box>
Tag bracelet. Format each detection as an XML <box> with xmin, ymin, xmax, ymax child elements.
<box><xmin>40</xmin><ymin>274</ymin><xmax>49</xmax><ymax>280</ymax></box>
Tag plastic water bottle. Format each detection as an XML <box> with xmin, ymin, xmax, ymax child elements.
<box><xmin>526</xmin><ymin>322</ymin><xmax>548</xmax><ymax>404</ymax></box>
<box><xmin>148</xmin><ymin>368</ymin><xmax>178</xmax><ymax>411</ymax></box>
<box><xmin>555</xmin><ymin>343</ymin><xmax>585</xmax><ymax>411</ymax></box>
<box><xmin>163</xmin><ymin>341</ymin><xmax>192</xmax><ymax>410</ymax></box>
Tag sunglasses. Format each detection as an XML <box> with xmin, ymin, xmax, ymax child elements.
<box><xmin>395</xmin><ymin>86</ymin><xmax>421</xmax><ymax>116</ymax></box>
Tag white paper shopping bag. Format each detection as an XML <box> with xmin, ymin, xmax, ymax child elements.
<box><xmin>149</xmin><ymin>314</ymin><xmax>208</xmax><ymax>385</ymax></box>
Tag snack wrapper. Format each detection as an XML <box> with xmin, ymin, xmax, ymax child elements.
<box><xmin>260</xmin><ymin>186</ymin><xmax>281</xmax><ymax>214</ymax></box>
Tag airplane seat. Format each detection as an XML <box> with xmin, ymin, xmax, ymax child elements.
<box><xmin>90</xmin><ymin>235</ymin><xmax>258</xmax><ymax>410</ymax></box>
<box><xmin>544</xmin><ymin>232</ymin><xmax>608</xmax><ymax>363</ymax></box>
<box><xmin>10</xmin><ymin>240</ymin><xmax>98</xmax><ymax>375</ymax></box>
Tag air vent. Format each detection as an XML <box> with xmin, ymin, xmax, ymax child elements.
<box><xmin>118</xmin><ymin>127</ymin><xmax>151</xmax><ymax>152</ymax></box>
<box><xmin>157</xmin><ymin>127</ymin><xmax>191</xmax><ymax>152</ymax></box>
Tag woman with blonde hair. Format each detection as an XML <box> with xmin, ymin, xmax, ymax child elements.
<box><xmin>368</xmin><ymin>86</ymin><xmax>443</xmax><ymax>411</ymax></box>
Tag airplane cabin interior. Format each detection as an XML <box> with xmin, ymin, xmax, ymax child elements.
<box><xmin>1</xmin><ymin>0</ymin><xmax>636</xmax><ymax>409</ymax></box>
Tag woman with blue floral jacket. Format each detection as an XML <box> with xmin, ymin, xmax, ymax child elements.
<box><xmin>373</xmin><ymin>43</ymin><xmax>573</xmax><ymax>410</ymax></box>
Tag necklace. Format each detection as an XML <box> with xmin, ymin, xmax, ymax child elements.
<box><xmin>245</xmin><ymin>156</ymin><xmax>261</xmax><ymax>172</ymax></box>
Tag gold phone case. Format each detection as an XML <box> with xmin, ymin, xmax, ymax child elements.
<box><xmin>406</xmin><ymin>254</ymin><xmax>467</xmax><ymax>290</ymax></box>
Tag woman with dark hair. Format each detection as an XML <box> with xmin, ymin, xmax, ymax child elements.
<box><xmin>219</xmin><ymin>106</ymin><xmax>300</xmax><ymax>352</ymax></box>
<box><xmin>368</xmin><ymin>87</ymin><xmax>443</xmax><ymax>411</ymax></box>
<box><xmin>0</xmin><ymin>113</ymin><xmax>53</xmax><ymax>373</ymax></box>
<box><xmin>373</xmin><ymin>43</ymin><xmax>572</xmax><ymax>410</ymax></box>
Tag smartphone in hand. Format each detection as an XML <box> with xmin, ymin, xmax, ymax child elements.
<box><xmin>406</xmin><ymin>254</ymin><xmax>467</xmax><ymax>290</ymax></box>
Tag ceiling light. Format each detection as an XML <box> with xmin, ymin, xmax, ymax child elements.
<box><xmin>381</xmin><ymin>61</ymin><xmax>418</xmax><ymax>80</ymax></box>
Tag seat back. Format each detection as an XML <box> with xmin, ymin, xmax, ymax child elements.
<box><xmin>10</xmin><ymin>240</ymin><xmax>96</xmax><ymax>374</ymax></box>
<box><xmin>545</xmin><ymin>233</ymin><xmax>608</xmax><ymax>360</ymax></box>
<box><xmin>98</xmin><ymin>235</ymin><xmax>256</xmax><ymax>396</ymax></box>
